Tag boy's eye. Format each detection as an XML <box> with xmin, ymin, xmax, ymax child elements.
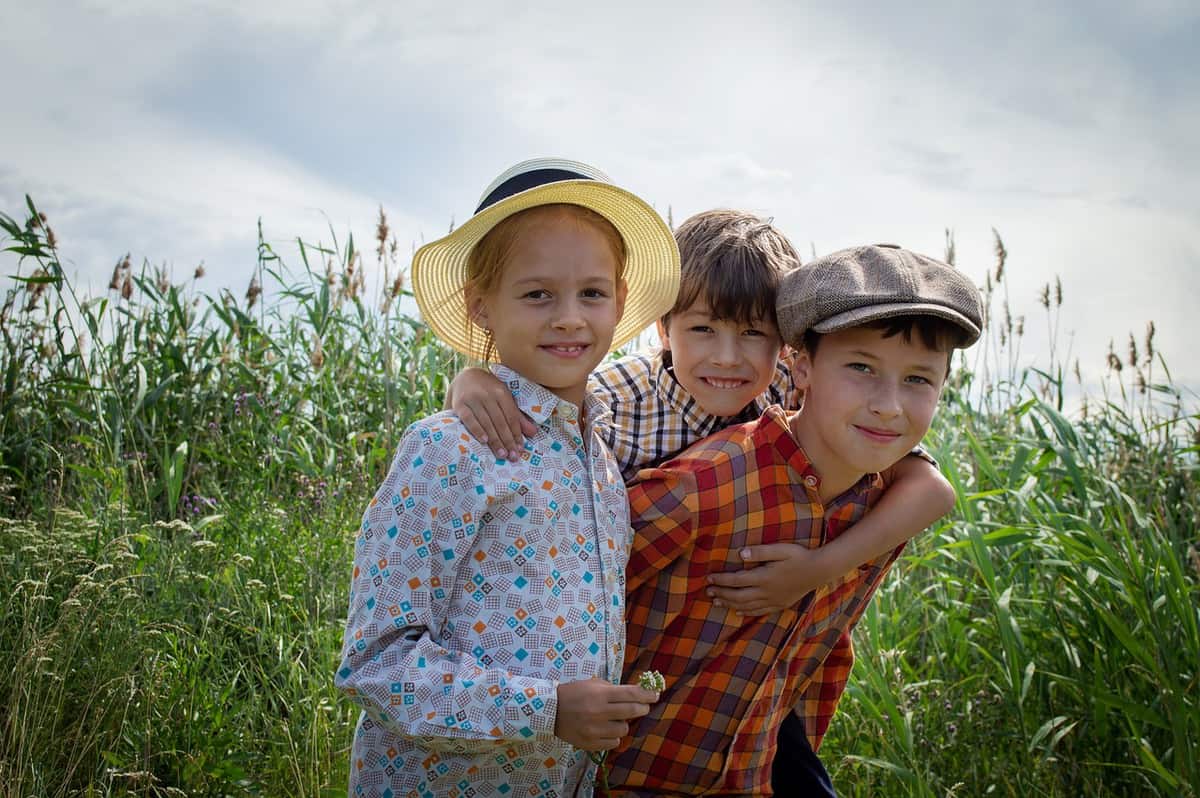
<box><xmin>847</xmin><ymin>362</ymin><xmax>872</xmax><ymax>373</ymax></box>
<box><xmin>688</xmin><ymin>325</ymin><xmax>714</xmax><ymax>334</ymax></box>
<box><xmin>742</xmin><ymin>328</ymin><xmax>765</xmax><ymax>337</ymax></box>
<box><xmin>906</xmin><ymin>374</ymin><xmax>933</xmax><ymax>386</ymax></box>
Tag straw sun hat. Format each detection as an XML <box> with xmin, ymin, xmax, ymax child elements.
<box><xmin>411</xmin><ymin>158</ymin><xmax>681</xmax><ymax>361</ymax></box>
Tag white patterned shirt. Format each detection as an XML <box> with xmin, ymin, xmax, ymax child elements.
<box><xmin>336</xmin><ymin>367</ymin><xmax>630</xmax><ymax>798</ymax></box>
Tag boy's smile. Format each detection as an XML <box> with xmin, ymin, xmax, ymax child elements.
<box><xmin>658</xmin><ymin>305</ymin><xmax>784</xmax><ymax>418</ymax></box>
<box><xmin>789</xmin><ymin>325</ymin><xmax>947</xmax><ymax>501</ymax></box>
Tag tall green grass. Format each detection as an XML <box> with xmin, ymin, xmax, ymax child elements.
<box><xmin>1</xmin><ymin>201</ymin><xmax>1196</xmax><ymax>796</ymax></box>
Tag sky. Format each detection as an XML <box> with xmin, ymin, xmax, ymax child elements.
<box><xmin>3</xmin><ymin>0</ymin><xmax>1198</xmax><ymax>410</ymax></box>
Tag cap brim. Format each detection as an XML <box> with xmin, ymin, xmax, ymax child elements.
<box><xmin>411</xmin><ymin>180</ymin><xmax>680</xmax><ymax>360</ymax></box>
<box><xmin>812</xmin><ymin>302</ymin><xmax>982</xmax><ymax>345</ymax></box>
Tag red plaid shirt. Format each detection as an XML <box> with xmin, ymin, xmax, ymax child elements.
<box><xmin>607</xmin><ymin>406</ymin><xmax>904</xmax><ymax>795</ymax></box>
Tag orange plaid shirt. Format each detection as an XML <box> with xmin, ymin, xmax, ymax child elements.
<box><xmin>607</xmin><ymin>406</ymin><xmax>904</xmax><ymax>795</ymax></box>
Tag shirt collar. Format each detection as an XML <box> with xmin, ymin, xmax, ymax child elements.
<box><xmin>654</xmin><ymin>351</ymin><xmax>722</xmax><ymax>437</ymax></box>
<box><xmin>765</xmin><ymin>405</ymin><xmax>883</xmax><ymax>501</ymax></box>
<box><xmin>490</xmin><ymin>365</ymin><xmax>606</xmax><ymax>430</ymax></box>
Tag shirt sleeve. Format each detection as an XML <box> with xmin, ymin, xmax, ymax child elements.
<box><xmin>625</xmin><ymin>465</ymin><xmax>700</xmax><ymax>595</ymax></box>
<box><xmin>335</xmin><ymin>421</ymin><xmax>558</xmax><ymax>752</ymax></box>
<box><xmin>879</xmin><ymin>446</ymin><xmax>939</xmax><ymax>488</ymax></box>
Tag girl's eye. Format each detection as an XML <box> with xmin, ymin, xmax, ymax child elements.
<box><xmin>522</xmin><ymin>289</ymin><xmax>550</xmax><ymax>300</ymax></box>
<box><xmin>581</xmin><ymin>288</ymin><xmax>608</xmax><ymax>299</ymax></box>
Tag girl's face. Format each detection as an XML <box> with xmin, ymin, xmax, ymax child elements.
<box><xmin>470</xmin><ymin>211</ymin><xmax>627</xmax><ymax>408</ymax></box>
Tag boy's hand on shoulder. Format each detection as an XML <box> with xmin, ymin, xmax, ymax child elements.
<box><xmin>705</xmin><ymin>543</ymin><xmax>828</xmax><ymax>615</ymax></box>
<box><xmin>448</xmin><ymin>367</ymin><xmax>538</xmax><ymax>459</ymax></box>
<box><xmin>554</xmin><ymin>678</ymin><xmax>659</xmax><ymax>752</ymax></box>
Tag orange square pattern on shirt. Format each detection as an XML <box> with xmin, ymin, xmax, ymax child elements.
<box><xmin>606</xmin><ymin>406</ymin><xmax>903</xmax><ymax>796</ymax></box>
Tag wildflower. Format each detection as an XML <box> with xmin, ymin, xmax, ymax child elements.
<box><xmin>638</xmin><ymin>670</ymin><xmax>666</xmax><ymax>692</ymax></box>
<box><xmin>246</xmin><ymin>579</ymin><xmax>266</xmax><ymax>590</ymax></box>
<box><xmin>310</xmin><ymin>334</ymin><xmax>325</xmax><ymax>369</ymax></box>
<box><xmin>109</xmin><ymin>256</ymin><xmax>126</xmax><ymax>290</ymax></box>
<box><xmin>991</xmin><ymin>229</ymin><xmax>1006</xmax><ymax>282</ymax></box>
<box><xmin>246</xmin><ymin>275</ymin><xmax>262</xmax><ymax>309</ymax></box>
<box><xmin>1106</xmin><ymin>340</ymin><xmax>1123</xmax><ymax>373</ymax></box>
<box><xmin>375</xmin><ymin>206</ymin><xmax>390</xmax><ymax>262</ymax></box>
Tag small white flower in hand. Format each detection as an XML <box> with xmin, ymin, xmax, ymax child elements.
<box><xmin>638</xmin><ymin>670</ymin><xmax>665</xmax><ymax>693</ymax></box>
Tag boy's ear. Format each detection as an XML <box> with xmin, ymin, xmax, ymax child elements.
<box><xmin>789</xmin><ymin>347</ymin><xmax>813</xmax><ymax>392</ymax></box>
<box><xmin>656</xmin><ymin>317</ymin><xmax>670</xmax><ymax>351</ymax></box>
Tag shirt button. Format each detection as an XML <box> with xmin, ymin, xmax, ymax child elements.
<box><xmin>804</xmin><ymin>475</ymin><xmax>819</xmax><ymax>487</ymax></box>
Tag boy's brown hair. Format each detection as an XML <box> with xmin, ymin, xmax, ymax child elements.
<box><xmin>665</xmin><ymin>209</ymin><xmax>799</xmax><ymax>328</ymax></box>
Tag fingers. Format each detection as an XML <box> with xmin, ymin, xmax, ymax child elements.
<box><xmin>458</xmin><ymin>398</ymin><xmax>529</xmax><ymax>459</ymax></box>
<box><xmin>707</xmin><ymin>583</ymin><xmax>764</xmax><ymax>602</ymax></box>
<box><xmin>737</xmin><ymin>543</ymin><xmax>805</xmax><ymax>564</ymax></box>
<box><xmin>612</xmin><ymin>684</ymin><xmax>659</xmax><ymax>704</ymax></box>
<box><xmin>456</xmin><ymin>406</ymin><xmax>503</xmax><ymax>456</ymax></box>
<box><xmin>519</xmin><ymin>415</ymin><xmax>539</xmax><ymax>438</ymax></box>
<box><xmin>705</xmin><ymin>569</ymin><xmax>762</xmax><ymax>589</ymax></box>
<box><xmin>707</xmin><ymin>584</ymin><xmax>785</xmax><ymax>614</ymax></box>
<box><xmin>493</xmin><ymin>402</ymin><xmax>531</xmax><ymax>458</ymax></box>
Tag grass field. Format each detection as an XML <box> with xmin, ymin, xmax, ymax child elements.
<box><xmin>1</xmin><ymin>199</ymin><xmax>1196</xmax><ymax>796</ymax></box>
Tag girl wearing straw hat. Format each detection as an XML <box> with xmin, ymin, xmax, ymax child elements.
<box><xmin>335</xmin><ymin>159</ymin><xmax>679</xmax><ymax>797</ymax></box>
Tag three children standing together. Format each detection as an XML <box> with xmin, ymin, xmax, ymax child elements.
<box><xmin>335</xmin><ymin>158</ymin><xmax>983</xmax><ymax>797</ymax></box>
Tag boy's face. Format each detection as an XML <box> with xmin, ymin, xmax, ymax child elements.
<box><xmin>789</xmin><ymin>324</ymin><xmax>947</xmax><ymax>486</ymax></box>
<box><xmin>470</xmin><ymin>215</ymin><xmax>627</xmax><ymax>408</ymax></box>
<box><xmin>657</xmin><ymin>303</ymin><xmax>784</xmax><ymax>418</ymax></box>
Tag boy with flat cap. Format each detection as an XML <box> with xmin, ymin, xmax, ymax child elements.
<box><xmin>607</xmin><ymin>244</ymin><xmax>983</xmax><ymax>796</ymax></box>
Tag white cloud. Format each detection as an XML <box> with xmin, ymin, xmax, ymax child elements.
<box><xmin>1</xmin><ymin>0</ymin><xmax>1196</xmax><ymax>398</ymax></box>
